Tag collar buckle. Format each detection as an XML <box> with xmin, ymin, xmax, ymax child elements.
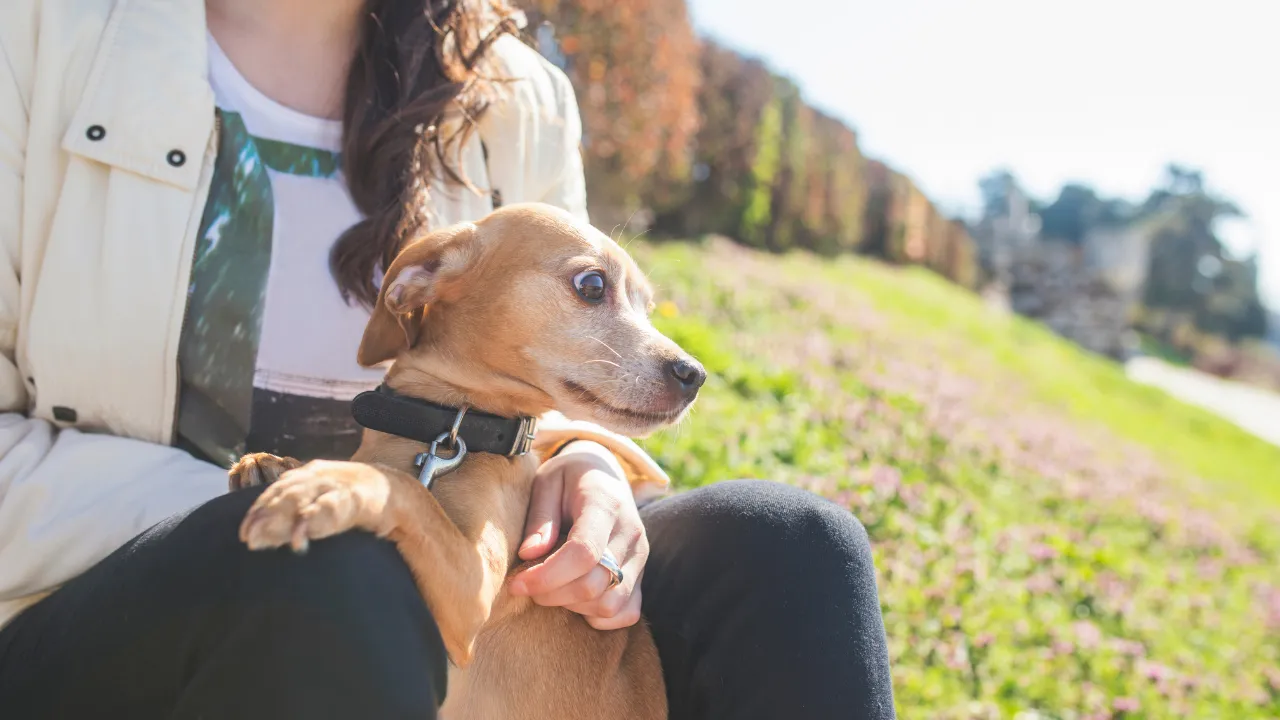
<box><xmin>509</xmin><ymin>416</ymin><xmax>538</xmax><ymax>456</ymax></box>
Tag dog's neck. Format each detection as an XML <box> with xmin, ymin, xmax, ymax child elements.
<box><xmin>385</xmin><ymin>347</ymin><xmax>556</xmax><ymax>418</ymax></box>
<box><xmin>384</xmin><ymin>362</ymin><xmax>552</xmax><ymax>421</ymax></box>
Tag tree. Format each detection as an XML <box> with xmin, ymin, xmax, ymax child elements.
<box><xmin>978</xmin><ymin>169</ymin><xmax>1019</xmax><ymax>219</ymax></box>
<box><xmin>521</xmin><ymin>0</ymin><xmax>701</xmax><ymax>226</ymax></box>
<box><xmin>1037</xmin><ymin>184</ymin><xmax>1133</xmax><ymax>244</ymax></box>
<box><xmin>1141</xmin><ymin>165</ymin><xmax>1264</xmax><ymax>340</ymax></box>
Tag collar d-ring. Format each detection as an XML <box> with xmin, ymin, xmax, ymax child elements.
<box><xmin>447</xmin><ymin>405</ymin><xmax>469</xmax><ymax>449</ymax></box>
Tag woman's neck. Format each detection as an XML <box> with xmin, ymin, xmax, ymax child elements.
<box><xmin>205</xmin><ymin>0</ymin><xmax>365</xmax><ymax>120</ymax></box>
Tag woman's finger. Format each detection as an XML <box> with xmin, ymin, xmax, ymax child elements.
<box><xmin>519</xmin><ymin>463</ymin><xmax>565</xmax><ymax>560</ymax></box>
<box><xmin>556</xmin><ymin>524</ymin><xmax>646</xmax><ymax>617</ymax></box>
<box><xmin>586</xmin><ymin>583</ymin><xmax>643</xmax><ymax>631</ymax></box>
<box><xmin>529</xmin><ymin>564</ymin><xmax>615</xmax><ymax>607</ymax></box>
<box><xmin>510</xmin><ymin>501</ymin><xmax>616</xmax><ymax>596</ymax></box>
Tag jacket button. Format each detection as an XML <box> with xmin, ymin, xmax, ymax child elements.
<box><xmin>52</xmin><ymin>406</ymin><xmax>77</xmax><ymax>423</ymax></box>
<box><xmin>167</xmin><ymin>149</ymin><xmax>186</xmax><ymax>167</ymax></box>
<box><xmin>86</xmin><ymin>125</ymin><xmax>106</xmax><ymax>141</ymax></box>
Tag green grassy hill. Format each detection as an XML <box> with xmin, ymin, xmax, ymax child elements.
<box><xmin>633</xmin><ymin>238</ymin><xmax>1280</xmax><ymax>719</ymax></box>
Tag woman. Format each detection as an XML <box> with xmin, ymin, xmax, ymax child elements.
<box><xmin>0</xmin><ymin>0</ymin><xmax>895</xmax><ymax>717</ymax></box>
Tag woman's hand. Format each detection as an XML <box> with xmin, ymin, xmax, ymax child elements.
<box><xmin>508</xmin><ymin>440</ymin><xmax>648</xmax><ymax>630</ymax></box>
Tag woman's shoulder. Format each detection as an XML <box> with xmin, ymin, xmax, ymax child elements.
<box><xmin>0</xmin><ymin>0</ymin><xmax>42</xmax><ymax>78</ymax></box>
<box><xmin>476</xmin><ymin>29</ymin><xmax>585</xmax><ymax>216</ymax></box>
<box><xmin>3</xmin><ymin>0</ymin><xmax>121</xmax><ymax>45</ymax></box>
<box><xmin>2</xmin><ymin>0</ymin><xmax>146</xmax><ymax>89</ymax></box>
<box><xmin>486</xmin><ymin>33</ymin><xmax>577</xmax><ymax>121</ymax></box>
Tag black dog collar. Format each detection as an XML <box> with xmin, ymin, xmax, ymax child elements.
<box><xmin>351</xmin><ymin>385</ymin><xmax>537</xmax><ymax>457</ymax></box>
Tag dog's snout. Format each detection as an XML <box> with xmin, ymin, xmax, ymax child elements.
<box><xmin>667</xmin><ymin>357</ymin><xmax>707</xmax><ymax>396</ymax></box>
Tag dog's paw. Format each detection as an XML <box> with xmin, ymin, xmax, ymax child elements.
<box><xmin>238</xmin><ymin>460</ymin><xmax>392</xmax><ymax>554</ymax></box>
<box><xmin>228</xmin><ymin>453</ymin><xmax>303</xmax><ymax>492</ymax></box>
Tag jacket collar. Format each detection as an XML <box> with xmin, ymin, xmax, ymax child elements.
<box><xmin>61</xmin><ymin>0</ymin><xmax>215</xmax><ymax>191</ymax></box>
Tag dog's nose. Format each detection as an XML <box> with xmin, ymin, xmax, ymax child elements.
<box><xmin>667</xmin><ymin>357</ymin><xmax>707</xmax><ymax>395</ymax></box>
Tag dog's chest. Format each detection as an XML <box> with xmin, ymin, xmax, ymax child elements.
<box><xmin>431</xmin><ymin>454</ymin><xmax>538</xmax><ymax>550</ymax></box>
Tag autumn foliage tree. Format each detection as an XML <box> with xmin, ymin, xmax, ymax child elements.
<box><xmin>519</xmin><ymin>0</ymin><xmax>700</xmax><ymax>227</ymax></box>
<box><xmin>863</xmin><ymin>161</ymin><xmax>980</xmax><ymax>287</ymax></box>
<box><xmin>649</xmin><ymin>42</ymin><xmax>775</xmax><ymax>242</ymax></box>
<box><xmin>652</xmin><ymin>42</ymin><xmax>872</xmax><ymax>259</ymax></box>
<box><xmin>518</xmin><ymin>3</ymin><xmax>979</xmax><ymax>287</ymax></box>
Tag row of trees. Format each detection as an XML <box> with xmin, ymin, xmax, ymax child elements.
<box><xmin>983</xmin><ymin>165</ymin><xmax>1268</xmax><ymax>343</ymax></box>
<box><xmin>519</xmin><ymin>1</ymin><xmax>980</xmax><ymax>288</ymax></box>
<box><xmin>519</xmin><ymin>1</ymin><xmax>1268</xmax><ymax>350</ymax></box>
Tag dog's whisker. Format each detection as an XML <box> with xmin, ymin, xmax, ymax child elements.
<box><xmin>583</xmin><ymin>359</ymin><xmax>622</xmax><ymax>368</ymax></box>
<box><xmin>616</xmin><ymin>209</ymin><xmax>640</xmax><ymax>245</ymax></box>
<box><xmin>621</xmin><ymin>227</ymin><xmax>650</xmax><ymax>250</ymax></box>
<box><xmin>587</xmin><ymin>336</ymin><xmax>623</xmax><ymax>359</ymax></box>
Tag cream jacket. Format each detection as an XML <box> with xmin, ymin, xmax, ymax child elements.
<box><xmin>0</xmin><ymin>0</ymin><xmax>667</xmax><ymax>630</ymax></box>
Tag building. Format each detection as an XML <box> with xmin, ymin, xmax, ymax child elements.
<box><xmin>972</xmin><ymin>181</ymin><xmax>1041</xmax><ymax>288</ymax></box>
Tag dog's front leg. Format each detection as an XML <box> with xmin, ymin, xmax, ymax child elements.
<box><xmin>374</xmin><ymin>464</ymin><xmax>514</xmax><ymax>666</ymax></box>
<box><xmin>238</xmin><ymin>460</ymin><xmax>503</xmax><ymax>664</ymax></box>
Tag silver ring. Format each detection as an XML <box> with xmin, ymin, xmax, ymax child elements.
<box><xmin>598</xmin><ymin>549</ymin><xmax>623</xmax><ymax>590</ymax></box>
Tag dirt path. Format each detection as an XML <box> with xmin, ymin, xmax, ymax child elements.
<box><xmin>1126</xmin><ymin>356</ymin><xmax>1280</xmax><ymax>448</ymax></box>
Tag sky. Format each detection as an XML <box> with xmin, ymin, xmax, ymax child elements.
<box><xmin>686</xmin><ymin>0</ymin><xmax>1280</xmax><ymax>310</ymax></box>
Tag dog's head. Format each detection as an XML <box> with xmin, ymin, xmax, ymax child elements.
<box><xmin>358</xmin><ymin>203</ymin><xmax>705</xmax><ymax>436</ymax></box>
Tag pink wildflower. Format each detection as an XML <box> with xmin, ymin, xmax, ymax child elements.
<box><xmin>1108</xmin><ymin>639</ymin><xmax>1145</xmax><ymax>657</ymax></box>
<box><xmin>1028</xmin><ymin>543</ymin><xmax>1057</xmax><ymax>561</ymax></box>
<box><xmin>1137</xmin><ymin>660</ymin><xmax>1171</xmax><ymax>682</ymax></box>
<box><xmin>1259</xmin><ymin>584</ymin><xmax>1280</xmax><ymax>630</ymax></box>
<box><xmin>1072</xmin><ymin>621</ymin><xmax>1102</xmax><ymax>650</ymax></box>
<box><xmin>868</xmin><ymin>465</ymin><xmax>902</xmax><ymax>497</ymax></box>
<box><xmin>1264</xmin><ymin>667</ymin><xmax>1280</xmax><ymax>691</ymax></box>
<box><xmin>1196</xmin><ymin>558</ymin><xmax>1223</xmax><ymax>581</ymax></box>
<box><xmin>940</xmin><ymin>641</ymin><xmax>968</xmax><ymax>671</ymax></box>
<box><xmin>1026</xmin><ymin>572</ymin><xmax>1057</xmax><ymax>594</ymax></box>
<box><xmin>1112</xmin><ymin>697</ymin><xmax>1140</xmax><ymax>714</ymax></box>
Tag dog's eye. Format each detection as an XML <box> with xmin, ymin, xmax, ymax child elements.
<box><xmin>573</xmin><ymin>270</ymin><xmax>607</xmax><ymax>303</ymax></box>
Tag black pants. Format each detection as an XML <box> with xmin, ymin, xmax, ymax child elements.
<box><xmin>0</xmin><ymin>480</ymin><xmax>895</xmax><ymax>719</ymax></box>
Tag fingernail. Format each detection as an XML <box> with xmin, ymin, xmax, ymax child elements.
<box><xmin>508</xmin><ymin>579</ymin><xmax>527</xmax><ymax>595</ymax></box>
<box><xmin>523</xmin><ymin>532</ymin><xmax>541</xmax><ymax>550</ymax></box>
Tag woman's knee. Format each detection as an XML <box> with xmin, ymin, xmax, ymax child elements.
<box><xmin>642</xmin><ymin>480</ymin><xmax>895</xmax><ymax>720</ymax></box>
<box><xmin>200</xmin><ymin>490</ymin><xmax>428</xmax><ymax>623</ymax></box>
<box><xmin>156</xmin><ymin>487</ymin><xmax>442</xmax><ymax>659</ymax></box>
<box><xmin>183</xmin><ymin>490</ymin><xmax>448</xmax><ymax>715</ymax></box>
<box><xmin>243</xmin><ymin>522</ymin><xmax>414</xmax><ymax>606</ymax></box>
<box><xmin>645</xmin><ymin>478</ymin><xmax>873</xmax><ymax>565</ymax></box>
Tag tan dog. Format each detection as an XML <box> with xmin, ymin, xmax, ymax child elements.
<box><xmin>228</xmin><ymin>203</ymin><xmax>705</xmax><ymax>719</ymax></box>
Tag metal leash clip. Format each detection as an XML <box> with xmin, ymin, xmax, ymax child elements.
<box><xmin>414</xmin><ymin>406</ymin><xmax>469</xmax><ymax>489</ymax></box>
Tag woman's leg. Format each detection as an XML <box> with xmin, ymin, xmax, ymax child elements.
<box><xmin>0</xmin><ymin>486</ymin><xmax>447</xmax><ymax>719</ymax></box>
<box><xmin>640</xmin><ymin>480</ymin><xmax>896</xmax><ymax>720</ymax></box>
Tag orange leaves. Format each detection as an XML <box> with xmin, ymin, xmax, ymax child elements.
<box><xmin>517</xmin><ymin>1</ymin><xmax>977</xmax><ymax>284</ymax></box>
<box><xmin>521</xmin><ymin>0</ymin><xmax>700</xmax><ymax>220</ymax></box>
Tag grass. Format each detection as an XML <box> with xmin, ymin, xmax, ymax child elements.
<box><xmin>827</xmin><ymin>257</ymin><xmax>1280</xmax><ymax>513</ymax></box>
<box><xmin>1137</xmin><ymin>334</ymin><xmax>1192</xmax><ymax>369</ymax></box>
<box><xmin>630</xmin><ymin>237</ymin><xmax>1280</xmax><ymax>719</ymax></box>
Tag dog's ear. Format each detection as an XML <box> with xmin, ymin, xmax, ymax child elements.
<box><xmin>357</xmin><ymin>222</ymin><xmax>479</xmax><ymax>367</ymax></box>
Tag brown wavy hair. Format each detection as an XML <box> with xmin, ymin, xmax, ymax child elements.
<box><xmin>332</xmin><ymin>0</ymin><xmax>518</xmax><ymax>308</ymax></box>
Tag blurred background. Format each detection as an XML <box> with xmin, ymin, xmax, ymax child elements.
<box><xmin>517</xmin><ymin>0</ymin><xmax>1280</xmax><ymax>716</ymax></box>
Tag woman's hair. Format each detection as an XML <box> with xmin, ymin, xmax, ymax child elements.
<box><xmin>331</xmin><ymin>0</ymin><xmax>518</xmax><ymax>308</ymax></box>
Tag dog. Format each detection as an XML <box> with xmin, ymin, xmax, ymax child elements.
<box><xmin>227</xmin><ymin>203</ymin><xmax>705</xmax><ymax>719</ymax></box>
